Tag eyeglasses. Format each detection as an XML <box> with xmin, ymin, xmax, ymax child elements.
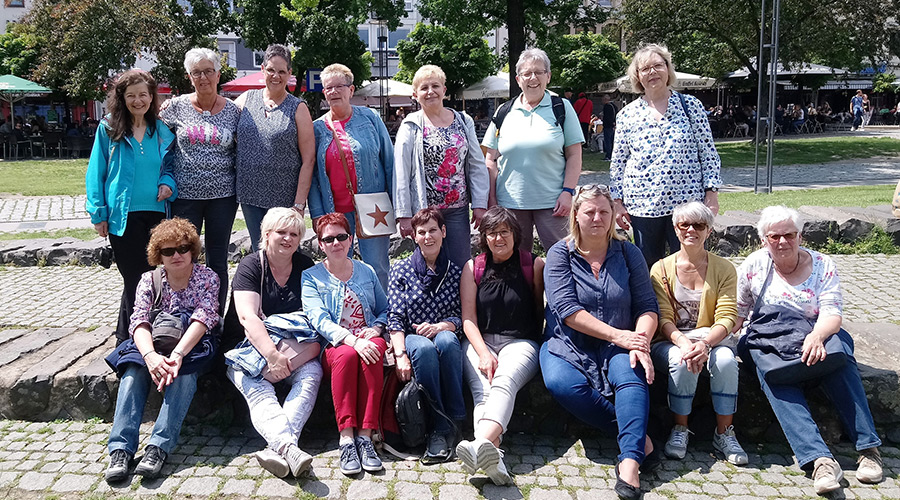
<box><xmin>766</xmin><ymin>232</ymin><xmax>798</xmax><ymax>243</ymax></box>
<box><xmin>160</xmin><ymin>244</ymin><xmax>192</xmax><ymax>257</ymax></box>
<box><xmin>486</xmin><ymin>229</ymin><xmax>512</xmax><ymax>239</ymax></box>
<box><xmin>518</xmin><ymin>70</ymin><xmax>547</xmax><ymax>79</ymax></box>
<box><xmin>320</xmin><ymin>233</ymin><xmax>350</xmax><ymax>244</ymax></box>
<box><xmin>576</xmin><ymin>184</ymin><xmax>611</xmax><ymax>195</ymax></box>
<box><xmin>189</xmin><ymin>68</ymin><xmax>217</xmax><ymax>79</ymax></box>
<box><xmin>265</xmin><ymin>67</ymin><xmax>289</xmax><ymax>77</ymax></box>
<box><xmin>323</xmin><ymin>84</ymin><xmax>351</xmax><ymax>93</ymax></box>
<box><xmin>639</xmin><ymin>63</ymin><xmax>667</xmax><ymax>75</ymax></box>
<box><xmin>676</xmin><ymin>221</ymin><xmax>709</xmax><ymax>231</ymax></box>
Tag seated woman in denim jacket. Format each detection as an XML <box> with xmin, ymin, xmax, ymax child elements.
<box><xmin>301</xmin><ymin>213</ymin><xmax>389</xmax><ymax>477</ymax></box>
<box><xmin>225</xmin><ymin>207</ymin><xmax>320</xmax><ymax>479</ymax></box>
<box><xmin>735</xmin><ymin>206</ymin><xmax>882</xmax><ymax>495</ymax></box>
<box><xmin>541</xmin><ymin>185</ymin><xmax>659</xmax><ymax>500</ymax></box>
<box><xmin>103</xmin><ymin>218</ymin><xmax>219</xmax><ymax>484</ymax></box>
<box><xmin>387</xmin><ymin>207</ymin><xmax>465</xmax><ymax>464</ymax></box>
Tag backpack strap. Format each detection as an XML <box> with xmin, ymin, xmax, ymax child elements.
<box><xmin>473</xmin><ymin>253</ymin><xmax>487</xmax><ymax>286</ymax></box>
<box><xmin>151</xmin><ymin>267</ymin><xmax>164</xmax><ymax>309</ymax></box>
<box><xmin>491</xmin><ymin>100</ymin><xmax>515</xmax><ymax>138</ymax></box>
<box><xmin>519</xmin><ymin>248</ymin><xmax>534</xmax><ymax>290</ymax></box>
<box><xmin>550</xmin><ymin>95</ymin><xmax>567</xmax><ymax>133</ymax></box>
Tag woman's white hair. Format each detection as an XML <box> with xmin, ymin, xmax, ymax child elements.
<box><xmin>672</xmin><ymin>201</ymin><xmax>715</xmax><ymax>228</ymax></box>
<box><xmin>756</xmin><ymin>205</ymin><xmax>802</xmax><ymax>241</ymax></box>
<box><xmin>184</xmin><ymin>47</ymin><xmax>221</xmax><ymax>74</ymax></box>
<box><xmin>515</xmin><ymin>48</ymin><xmax>551</xmax><ymax>75</ymax></box>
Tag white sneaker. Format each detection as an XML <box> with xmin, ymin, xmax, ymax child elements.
<box><xmin>856</xmin><ymin>447</ymin><xmax>883</xmax><ymax>484</ymax></box>
<box><xmin>256</xmin><ymin>449</ymin><xmax>290</xmax><ymax>478</ymax></box>
<box><xmin>282</xmin><ymin>444</ymin><xmax>313</xmax><ymax>477</ymax></box>
<box><xmin>664</xmin><ymin>425</ymin><xmax>690</xmax><ymax>459</ymax></box>
<box><xmin>813</xmin><ymin>456</ymin><xmax>843</xmax><ymax>495</ymax></box>
<box><xmin>456</xmin><ymin>438</ymin><xmax>495</xmax><ymax>473</ymax></box>
<box><xmin>712</xmin><ymin>425</ymin><xmax>749</xmax><ymax>465</ymax></box>
<box><xmin>480</xmin><ymin>444</ymin><xmax>512</xmax><ymax>486</ymax></box>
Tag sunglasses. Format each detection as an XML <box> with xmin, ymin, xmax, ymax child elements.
<box><xmin>676</xmin><ymin>221</ymin><xmax>709</xmax><ymax>231</ymax></box>
<box><xmin>766</xmin><ymin>232</ymin><xmax>798</xmax><ymax>243</ymax></box>
<box><xmin>320</xmin><ymin>233</ymin><xmax>350</xmax><ymax>244</ymax></box>
<box><xmin>160</xmin><ymin>244</ymin><xmax>192</xmax><ymax>257</ymax></box>
<box><xmin>576</xmin><ymin>184</ymin><xmax>611</xmax><ymax>195</ymax></box>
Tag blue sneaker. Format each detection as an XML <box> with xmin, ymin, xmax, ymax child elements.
<box><xmin>355</xmin><ymin>436</ymin><xmax>382</xmax><ymax>472</ymax></box>
<box><xmin>339</xmin><ymin>441</ymin><xmax>362</xmax><ymax>476</ymax></box>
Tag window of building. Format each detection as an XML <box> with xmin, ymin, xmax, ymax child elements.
<box><xmin>388</xmin><ymin>29</ymin><xmax>410</xmax><ymax>49</ymax></box>
<box><xmin>254</xmin><ymin>51</ymin><xmax>265</xmax><ymax>66</ymax></box>
<box><xmin>358</xmin><ymin>29</ymin><xmax>370</xmax><ymax>49</ymax></box>
<box><xmin>4</xmin><ymin>0</ymin><xmax>25</xmax><ymax>7</ymax></box>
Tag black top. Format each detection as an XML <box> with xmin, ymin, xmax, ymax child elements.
<box><xmin>603</xmin><ymin>102</ymin><xmax>618</xmax><ymax>128</ymax></box>
<box><xmin>232</xmin><ymin>250</ymin><xmax>315</xmax><ymax>317</ymax></box>
<box><xmin>476</xmin><ymin>251</ymin><xmax>539</xmax><ymax>340</ymax></box>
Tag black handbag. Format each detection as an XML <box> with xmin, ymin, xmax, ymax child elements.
<box><xmin>395</xmin><ymin>376</ymin><xmax>429</xmax><ymax>448</ymax></box>
<box><xmin>737</xmin><ymin>261</ymin><xmax>852</xmax><ymax>385</ymax></box>
<box><xmin>148</xmin><ymin>268</ymin><xmax>185</xmax><ymax>356</ymax></box>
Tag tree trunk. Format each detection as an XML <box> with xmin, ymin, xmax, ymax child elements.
<box><xmin>507</xmin><ymin>0</ymin><xmax>525</xmax><ymax>98</ymax></box>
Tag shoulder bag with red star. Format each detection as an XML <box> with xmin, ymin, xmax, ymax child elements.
<box><xmin>329</xmin><ymin>117</ymin><xmax>396</xmax><ymax>239</ymax></box>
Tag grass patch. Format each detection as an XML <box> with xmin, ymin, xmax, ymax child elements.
<box><xmin>719</xmin><ymin>185</ymin><xmax>894</xmax><ymax>212</ymax></box>
<box><xmin>0</xmin><ymin>228</ymin><xmax>99</xmax><ymax>241</ymax></box>
<box><xmin>582</xmin><ymin>136</ymin><xmax>900</xmax><ymax>171</ymax></box>
<box><xmin>0</xmin><ymin>159</ymin><xmax>88</xmax><ymax>196</ymax></box>
<box><xmin>814</xmin><ymin>227</ymin><xmax>899</xmax><ymax>255</ymax></box>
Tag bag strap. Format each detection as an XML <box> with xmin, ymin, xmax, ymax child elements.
<box><xmin>519</xmin><ymin>248</ymin><xmax>534</xmax><ymax>290</ymax></box>
<box><xmin>328</xmin><ymin>116</ymin><xmax>356</xmax><ymax>199</ymax></box>
<box><xmin>491</xmin><ymin>100</ymin><xmax>516</xmax><ymax>138</ymax></box>
<box><xmin>658</xmin><ymin>259</ymin><xmax>686</xmax><ymax>315</ymax></box>
<box><xmin>473</xmin><ymin>253</ymin><xmax>487</xmax><ymax>286</ymax></box>
<box><xmin>410</xmin><ymin>375</ymin><xmax>461</xmax><ymax>440</ymax></box>
<box><xmin>676</xmin><ymin>92</ymin><xmax>702</xmax><ymax>167</ymax></box>
<box><xmin>550</xmin><ymin>95</ymin><xmax>567</xmax><ymax>132</ymax></box>
<box><xmin>257</xmin><ymin>249</ymin><xmax>266</xmax><ymax>318</ymax></box>
<box><xmin>751</xmin><ymin>259</ymin><xmax>775</xmax><ymax>319</ymax></box>
<box><xmin>151</xmin><ymin>268</ymin><xmax>164</xmax><ymax>309</ymax></box>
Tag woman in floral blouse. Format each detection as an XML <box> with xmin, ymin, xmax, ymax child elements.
<box><xmin>387</xmin><ymin>207</ymin><xmax>464</xmax><ymax>464</ymax></box>
<box><xmin>394</xmin><ymin>65</ymin><xmax>490</xmax><ymax>268</ymax></box>
<box><xmin>610</xmin><ymin>44</ymin><xmax>722</xmax><ymax>268</ymax></box>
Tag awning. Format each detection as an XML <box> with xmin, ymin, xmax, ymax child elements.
<box><xmin>220</xmin><ymin>71</ymin><xmax>300</xmax><ymax>95</ymax></box>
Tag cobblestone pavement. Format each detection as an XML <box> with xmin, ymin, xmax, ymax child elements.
<box><xmin>2</xmin><ymin>254</ymin><xmax>898</xmax><ymax>329</ymax></box>
<box><xmin>0</xmin><ymin>419</ymin><xmax>896</xmax><ymax>500</ymax></box>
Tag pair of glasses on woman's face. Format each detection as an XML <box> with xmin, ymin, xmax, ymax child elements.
<box><xmin>676</xmin><ymin>221</ymin><xmax>709</xmax><ymax>232</ymax></box>
<box><xmin>766</xmin><ymin>232</ymin><xmax>798</xmax><ymax>243</ymax></box>
<box><xmin>160</xmin><ymin>244</ymin><xmax>191</xmax><ymax>257</ymax></box>
<box><xmin>321</xmin><ymin>233</ymin><xmax>350</xmax><ymax>244</ymax></box>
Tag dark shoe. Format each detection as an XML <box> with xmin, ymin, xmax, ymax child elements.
<box><xmin>421</xmin><ymin>433</ymin><xmax>450</xmax><ymax>465</ymax></box>
<box><xmin>355</xmin><ymin>436</ymin><xmax>383</xmax><ymax>472</ymax></box>
<box><xmin>614</xmin><ymin>463</ymin><xmax>642</xmax><ymax>500</ymax></box>
<box><xmin>134</xmin><ymin>445</ymin><xmax>166</xmax><ymax>479</ymax></box>
<box><xmin>105</xmin><ymin>449</ymin><xmax>132</xmax><ymax>483</ymax></box>
<box><xmin>640</xmin><ymin>440</ymin><xmax>662</xmax><ymax>474</ymax></box>
<box><xmin>339</xmin><ymin>442</ymin><xmax>362</xmax><ymax>476</ymax></box>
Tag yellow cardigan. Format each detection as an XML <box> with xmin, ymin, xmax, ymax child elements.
<box><xmin>649</xmin><ymin>252</ymin><xmax>738</xmax><ymax>341</ymax></box>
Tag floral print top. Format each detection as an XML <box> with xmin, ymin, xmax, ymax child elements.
<box><xmin>423</xmin><ymin>115</ymin><xmax>468</xmax><ymax>209</ymax></box>
<box><xmin>736</xmin><ymin>247</ymin><xmax>842</xmax><ymax>322</ymax></box>
<box><xmin>609</xmin><ymin>91</ymin><xmax>721</xmax><ymax>217</ymax></box>
<box><xmin>129</xmin><ymin>264</ymin><xmax>221</xmax><ymax>336</ymax></box>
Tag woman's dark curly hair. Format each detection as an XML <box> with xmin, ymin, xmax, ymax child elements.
<box><xmin>105</xmin><ymin>69</ymin><xmax>159</xmax><ymax>142</ymax></box>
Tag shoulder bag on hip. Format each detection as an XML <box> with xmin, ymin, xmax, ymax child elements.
<box><xmin>149</xmin><ymin>268</ymin><xmax>185</xmax><ymax>356</ymax></box>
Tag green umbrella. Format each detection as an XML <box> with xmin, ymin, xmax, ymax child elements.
<box><xmin>0</xmin><ymin>75</ymin><xmax>52</xmax><ymax>126</ymax></box>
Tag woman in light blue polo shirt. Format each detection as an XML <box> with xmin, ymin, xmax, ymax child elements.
<box><xmin>481</xmin><ymin>48</ymin><xmax>584</xmax><ymax>253</ymax></box>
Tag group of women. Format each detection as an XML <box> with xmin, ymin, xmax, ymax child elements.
<box><xmin>86</xmin><ymin>41</ymin><xmax>884</xmax><ymax>499</ymax></box>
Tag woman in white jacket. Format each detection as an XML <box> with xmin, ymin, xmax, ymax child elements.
<box><xmin>393</xmin><ymin>65</ymin><xmax>490</xmax><ymax>268</ymax></box>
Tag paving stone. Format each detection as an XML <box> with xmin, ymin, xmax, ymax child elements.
<box><xmin>301</xmin><ymin>479</ymin><xmax>342</xmax><ymax>499</ymax></box>
<box><xmin>221</xmin><ymin>478</ymin><xmax>256</xmax><ymax>496</ymax></box>
<box><xmin>562</xmin><ymin>477</ymin><xmax>587</xmax><ymax>487</ymax></box>
<box><xmin>50</xmin><ymin>473</ymin><xmax>96</xmax><ymax>492</ymax></box>
<box><xmin>0</xmin><ymin>472</ymin><xmax>16</xmax><ymax>487</ymax></box>
<box><xmin>135</xmin><ymin>476</ymin><xmax>181</xmax><ymax>495</ymax></box>
<box><xmin>420</xmin><ymin>471</ymin><xmax>442</xmax><ymax>483</ymax></box>
<box><xmin>575</xmin><ymin>489</ymin><xmax>620</xmax><ymax>500</ymax></box>
<box><xmin>443</xmin><ymin>472</ymin><xmax>466</xmax><ymax>483</ymax></box>
<box><xmin>397</xmin><ymin>470</ymin><xmax>419</xmax><ymax>481</ymax></box>
<box><xmin>17</xmin><ymin>471</ymin><xmax>54</xmax><ymax>491</ymax></box>
<box><xmin>483</xmin><ymin>483</ymin><xmax>526</xmax><ymax>500</ymax></box>
<box><xmin>395</xmin><ymin>481</ymin><xmax>433</xmax><ymax>500</ymax></box>
<box><xmin>438</xmin><ymin>483</ymin><xmax>479</xmax><ymax>500</ymax></box>
<box><xmin>176</xmin><ymin>476</ymin><xmax>221</xmax><ymax>496</ymax></box>
<box><xmin>346</xmin><ymin>480</ymin><xmax>389</xmax><ymax>499</ymax></box>
<box><xmin>529</xmin><ymin>487</ymin><xmax>574</xmax><ymax>500</ymax></box>
<box><xmin>537</xmin><ymin>476</ymin><xmax>559</xmax><ymax>486</ymax></box>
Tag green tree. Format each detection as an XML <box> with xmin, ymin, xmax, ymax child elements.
<box><xmin>395</xmin><ymin>23</ymin><xmax>497</xmax><ymax>96</ymax></box>
<box><xmin>543</xmin><ymin>32</ymin><xmax>627</xmax><ymax>91</ymax></box>
<box><xmin>0</xmin><ymin>23</ymin><xmax>40</xmax><ymax>78</ymax></box>
<box><xmin>621</xmin><ymin>0</ymin><xmax>900</xmax><ymax>80</ymax></box>
<box><xmin>873</xmin><ymin>72</ymin><xmax>897</xmax><ymax>94</ymax></box>
<box><xmin>417</xmin><ymin>0</ymin><xmax>609</xmax><ymax>96</ymax></box>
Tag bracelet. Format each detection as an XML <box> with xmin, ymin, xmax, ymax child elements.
<box><xmin>141</xmin><ymin>351</ymin><xmax>153</xmax><ymax>359</ymax></box>
<box><xmin>561</xmin><ymin>187</ymin><xmax>575</xmax><ymax>196</ymax></box>
<box><xmin>701</xmin><ymin>340</ymin><xmax>712</xmax><ymax>354</ymax></box>
<box><xmin>394</xmin><ymin>350</ymin><xmax>407</xmax><ymax>358</ymax></box>
<box><xmin>172</xmin><ymin>350</ymin><xmax>184</xmax><ymax>358</ymax></box>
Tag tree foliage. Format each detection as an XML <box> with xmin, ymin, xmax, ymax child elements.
<box><xmin>621</xmin><ymin>0</ymin><xmax>900</xmax><ymax>80</ymax></box>
<box><xmin>873</xmin><ymin>72</ymin><xmax>898</xmax><ymax>94</ymax></box>
<box><xmin>395</xmin><ymin>23</ymin><xmax>497</xmax><ymax>96</ymax></box>
<box><xmin>0</xmin><ymin>23</ymin><xmax>40</xmax><ymax>78</ymax></box>
<box><xmin>543</xmin><ymin>32</ymin><xmax>627</xmax><ymax>91</ymax></box>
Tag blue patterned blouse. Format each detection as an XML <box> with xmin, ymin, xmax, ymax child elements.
<box><xmin>609</xmin><ymin>91</ymin><xmax>721</xmax><ymax>218</ymax></box>
<box><xmin>386</xmin><ymin>256</ymin><xmax>463</xmax><ymax>335</ymax></box>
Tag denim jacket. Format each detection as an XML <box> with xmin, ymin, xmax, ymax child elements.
<box><xmin>543</xmin><ymin>238</ymin><xmax>659</xmax><ymax>397</ymax></box>
<box><xmin>85</xmin><ymin>119</ymin><xmax>178</xmax><ymax>236</ymax></box>
<box><xmin>301</xmin><ymin>260</ymin><xmax>389</xmax><ymax>346</ymax></box>
<box><xmin>309</xmin><ymin>106</ymin><xmax>394</xmax><ymax>219</ymax></box>
<box><xmin>392</xmin><ymin>109</ymin><xmax>489</xmax><ymax>218</ymax></box>
<box><xmin>224</xmin><ymin>312</ymin><xmax>320</xmax><ymax>378</ymax></box>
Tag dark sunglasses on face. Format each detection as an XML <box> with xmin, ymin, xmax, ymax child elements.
<box><xmin>160</xmin><ymin>244</ymin><xmax>192</xmax><ymax>257</ymax></box>
<box><xmin>321</xmin><ymin>233</ymin><xmax>350</xmax><ymax>244</ymax></box>
<box><xmin>676</xmin><ymin>221</ymin><xmax>709</xmax><ymax>231</ymax></box>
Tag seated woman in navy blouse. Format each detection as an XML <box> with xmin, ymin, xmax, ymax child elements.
<box><xmin>387</xmin><ymin>207</ymin><xmax>464</xmax><ymax>464</ymax></box>
<box><xmin>542</xmin><ymin>184</ymin><xmax>659</xmax><ymax>500</ymax></box>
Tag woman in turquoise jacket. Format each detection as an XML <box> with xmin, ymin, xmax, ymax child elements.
<box><xmin>85</xmin><ymin>69</ymin><xmax>178</xmax><ymax>344</ymax></box>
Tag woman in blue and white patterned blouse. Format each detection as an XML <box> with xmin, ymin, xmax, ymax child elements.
<box><xmin>610</xmin><ymin>44</ymin><xmax>722</xmax><ymax>268</ymax></box>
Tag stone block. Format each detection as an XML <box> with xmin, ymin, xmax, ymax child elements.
<box><xmin>802</xmin><ymin>219</ymin><xmax>839</xmax><ymax>246</ymax></box>
<box><xmin>227</xmin><ymin>230</ymin><xmax>251</xmax><ymax>264</ymax></box>
<box><xmin>0</xmin><ymin>328</ymin><xmax>76</xmax><ymax>366</ymax></box>
<box><xmin>839</xmin><ymin>218</ymin><xmax>875</xmax><ymax>243</ymax></box>
<box><xmin>886</xmin><ymin>218</ymin><xmax>900</xmax><ymax>246</ymax></box>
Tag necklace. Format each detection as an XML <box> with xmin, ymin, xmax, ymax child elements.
<box><xmin>777</xmin><ymin>252</ymin><xmax>802</xmax><ymax>275</ymax></box>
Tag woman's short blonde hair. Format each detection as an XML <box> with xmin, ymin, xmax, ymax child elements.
<box><xmin>259</xmin><ymin>207</ymin><xmax>306</xmax><ymax>250</ymax></box>
<box><xmin>627</xmin><ymin>43</ymin><xmax>678</xmax><ymax>94</ymax></box>
<box><xmin>146</xmin><ymin>218</ymin><xmax>201</xmax><ymax>266</ymax></box>
<box><xmin>412</xmin><ymin>64</ymin><xmax>446</xmax><ymax>89</ymax></box>
<box><xmin>321</xmin><ymin>63</ymin><xmax>354</xmax><ymax>86</ymax></box>
<box><xmin>183</xmin><ymin>47</ymin><xmax>221</xmax><ymax>74</ymax></box>
<box><xmin>569</xmin><ymin>185</ymin><xmax>624</xmax><ymax>250</ymax></box>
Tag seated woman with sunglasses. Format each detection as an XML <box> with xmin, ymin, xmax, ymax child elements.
<box><xmin>648</xmin><ymin>201</ymin><xmax>746</xmax><ymax>465</ymax></box>
<box><xmin>104</xmin><ymin>218</ymin><xmax>220</xmax><ymax>484</ymax></box>
<box><xmin>541</xmin><ymin>184</ymin><xmax>658</xmax><ymax>500</ymax></box>
<box><xmin>301</xmin><ymin>213</ymin><xmax>389</xmax><ymax>477</ymax></box>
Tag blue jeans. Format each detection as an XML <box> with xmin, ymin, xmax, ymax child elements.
<box><xmin>241</xmin><ymin>204</ymin><xmax>270</xmax><ymax>254</ymax></box>
<box><xmin>630</xmin><ymin>214</ymin><xmax>680</xmax><ymax>270</ymax></box>
<box><xmin>651</xmin><ymin>342</ymin><xmax>738</xmax><ymax>416</ymax></box>
<box><xmin>172</xmin><ymin>196</ymin><xmax>238</xmax><ymax>313</ymax></box>
<box><xmin>540</xmin><ymin>343</ymin><xmax>649</xmax><ymax>463</ymax></box>
<box><xmin>406</xmin><ymin>331</ymin><xmax>465</xmax><ymax>434</ymax></box>
<box><xmin>107</xmin><ymin>364</ymin><xmax>199</xmax><ymax>455</ymax></box>
<box><xmin>343</xmin><ymin>210</ymin><xmax>390</xmax><ymax>293</ymax></box>
<box><xmin>441</xmin><ymin>206</ymin><xmax>473</xmax><ymax>269</ymax></box>
<box><xmin>853</xmin><ymin>109</ymin><xmax>863</xmax><ymax>129</ymax></box>
<box><xmin>757</xmin><ymin>354</ymin><xmax>881</xmax><ymax>468</ymax></box>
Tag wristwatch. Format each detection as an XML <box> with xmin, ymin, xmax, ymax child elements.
<box><xmin>561</xmin><ymin>187</ymin><xmax>576</xmax><ymax>196</ymax></box>
<box><xmin>293</xmin><ymin>203</ymin><xmax>306</xmax><ymax>211</ymax></box>
<box><xmin>704</xmin><ymin>187</ymin><xmax>718</xmax><ymax>193</ymax></box>
<box><xmin>394</xmin><ymin>349</ymin><xmax>407</xmax><ymax>359</ymax></box>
